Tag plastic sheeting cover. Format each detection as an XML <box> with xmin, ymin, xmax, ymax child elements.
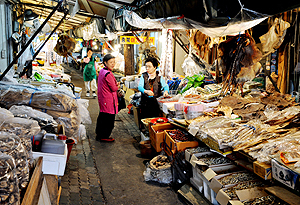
<box><xmin>123</xmin><ymin>9</ymin><xmax>268</xmax><ymax>38</ymax></box>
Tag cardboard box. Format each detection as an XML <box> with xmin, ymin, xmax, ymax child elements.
<box><xmin>253</xmin><ymin>161</ymin><xmax>272</xmax><ymax>180</ymax></box>
<box><xmin>32</xmin><ymin>144</ymin><xmax>67</xmax><ymax>176</ymax></box>
<box><xmin>271</xmin><ymin>159</ymin><xmax>299</xmax><ymax>190</ymax></box>
<box><xmin>209</xmin><ymin>171</ymin><xmax>252</xmax><ymax>193</ymax></box>
<box><xmin>164</xmin><ymin>130</ymin><xmax>199</xmax><ymax>156</ymax></box>
<box><xmin>74</xmin><ymin>87</ymin><xmax>82</xmax><ymax>98</ymax></box>
<box><xmin>190</xmin><ymin>177</ymin><xmax>204</xmax><ymax>193</ymax></box>
<box><xmin>185</xmin><ymin>147</ymin><xmax>210</xmax><ymax>162</ymax></box>
<box><xmin>190</xmin><ymin>152</ymin><xmax>234</xmax><ymax>171</ymax></box>
<box><xmin>133</xmin><ymin>106</ymin><xmax>141</xmax><ymax>128</ymax></box>
<box><xmin>216</xmin><ymin>184</ymin><xmax>268</xmax><ymax>205</ymax></box>
<box><xmin>57</xmin><ymin>124</ymin><xmax>65</xmax><ymax>135</ymax></box>
<box><xmin>149</xmin><ymin>123</ymin><xmax>175</xmax><ymax>152</ymax></box>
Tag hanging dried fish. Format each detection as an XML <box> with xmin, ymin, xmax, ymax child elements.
<box><xmin>54</xmin><ymin>34</ymin><xmax>78</xmax><ymax>65</ymax></box>
<box><xmin>218</xmin><ymin>33</ymin><xmax>262</xmax><ymax>95</ymax></box>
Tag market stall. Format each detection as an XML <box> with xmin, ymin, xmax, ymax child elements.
<box><xmin>126</xmin><ymin>6</ymin><xmax>300</xmax><ymax>204</ymax></box>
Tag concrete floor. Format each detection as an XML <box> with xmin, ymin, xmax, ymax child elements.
<box><xmin>59</xmin><ymin>66</ymin><xmax>185</xmax><ymax>205</ymax></box>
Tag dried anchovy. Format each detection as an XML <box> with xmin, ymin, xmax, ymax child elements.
<box><xmin>243</xmin><ymin>195</ymin><xmax>289</xmax><ymax>205</ymax></box>
<box><xmin>188</xmin><ymin>147</ymin><xmax>210</xmax><ymax>154</ymax></box>
<box><xmin>224</xmin><ymin>181</ymin><xmax>265</xmax><ymax>198</ymax></box>
<box><xmin>199</xmin><ymin>156</ymin><xmax>231</xmax><ymax>165</ymax></box>
<box><xmin>219</xmin><ymin>172</ymin><xmax>257</xmax><ymax>185</ymax></box>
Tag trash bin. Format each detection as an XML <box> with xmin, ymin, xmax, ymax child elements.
<box><xmin>66</xmin><ymin>139</ymin><xmax>75</xmax><ymax>163</ymax></box>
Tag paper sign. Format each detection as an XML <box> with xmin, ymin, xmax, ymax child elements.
<box><xmin>229</xmin><ymin>200</ymin><xmax>244</xmax><ymax>205</ymax></box>
<box><xmin>202</xmin><ymin>168</ymin><xmax>217</xmax><ymax>181</ymax></box>
<box><xmin>190</xmin><ymin>154</ymin><xmax>199</xmax><ymax>167</ymax></box>
<box><xmin>120</xmin><ymin>36</ymin><xmax>155</xmax><ymax>45</ymax></box>
<box><xmin>189</xmin><ymin>127</ymin><xmax>198</xmax><ymax>136</ymax></box>
<box><xmin>195</xmin><ymin>160</ymin><xmax>207</xmax><ymax>166</ymax></box>
<box><xmin>236</xmin><ymin>187</ymin><xmax>268</xmax><ymax>201</ymax></box>
<box><xmin>216</xmin><ymin>189</ymin><xmax>231</xmax><ymax>205</ymax></box>
<box><xmin>209</xmin><ymin>177</ymin><xmax>223</xmax><ymax>193</ymax></box>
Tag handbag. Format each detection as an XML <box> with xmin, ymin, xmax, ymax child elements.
<box><xmin>117</xmin><ymin>89</ymin><xmax>126</xmax><ymax>111</ymax></box>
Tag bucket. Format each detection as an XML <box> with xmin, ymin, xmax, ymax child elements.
<box><xmin>66</xmin><ymin>139</ymin><xmax>75</xmax><ymax>163</ymax></box>
<box><xmin>140</xmin><ymin>140</ymin><xmax>152</xmax><ymax>157</ymax></box>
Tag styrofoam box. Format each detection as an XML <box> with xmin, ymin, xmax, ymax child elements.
<box><xmin>190</xmin><ymin>177</ymin><xmax>203</xmax><ymax>193</ymax></box>
<box><xmin>32</xmin><ymin>144</ymin><xmax>67</xmax><ymax>176</ymax></box>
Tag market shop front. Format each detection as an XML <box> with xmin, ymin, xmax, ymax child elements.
<box><xmin>1</xmin><ymin>0</ymin><xmax>300</xmax><ymax>204</ymax></box>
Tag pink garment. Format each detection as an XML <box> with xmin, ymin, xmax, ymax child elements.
<box><xmin>97</xmin><ymin>68</ymin><xmax>119</xmax><ymax>114</ymax></box>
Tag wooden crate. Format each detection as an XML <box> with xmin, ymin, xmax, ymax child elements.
<box><xmin>164</xmin><ymin>130</ymin><xmax>199</xmax><ymax>156</ymax></box>
<box><xmin>149</xmin><ymin>123</ymin><xmax>175</xmax><ymax>152</ymax></box>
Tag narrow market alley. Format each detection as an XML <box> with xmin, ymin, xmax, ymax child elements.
<box><xmin>58</xmin><ymin>66</ymin><xmax>190</xmax><ymax>205</ymax></box>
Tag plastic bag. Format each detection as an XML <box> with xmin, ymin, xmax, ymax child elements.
<box><xmin>0</xmin><ymin>81</ymin><xmax>77</xmax><ymax>112</ymax></box>
<box><xmin>130</xmin><ymin>92</ymin><xmax>141</xmax><ymax>107</ymax></box>
<box><xmin>143</xmin><ymin>155</ymin><xmax>172</xmax><ymax>184</ymax></box>
<box><xmin>0</xmin><ymin>132</ymin><xmax>29</xmax><ymax>190</ymax></box>
<box><xmin>182</xmin><ymin>56</ymin><xmax>206</xmax><ymax>77</ymax></box>
<box><xmin>0</xmin><ymin>153</ymin><xmax>20</xmax><ymax>204</ymax></box>
<box><xmin>77</xmin><ymin>99</ymin><xmax>92</xmax><ymax>124</ymax></box>
<box><xmin>9</xmin><ymin>105</ymin><xmax>58</xmax><ymax>133</ymax></box>
<box><xmin>78</xmin><ymin>124</ymin><xmax>87</xmax><ymax>141</ymax></box>
<box><xmin>0</xmin><ymin>107</ymin><xmax>14</xmax><ymax>121</ymax></box>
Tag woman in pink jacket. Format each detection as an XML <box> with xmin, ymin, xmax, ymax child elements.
<box><xmin>96</xmin><ymin>54</ymin><xmax>120</xmax><ymax>142</ymax></box>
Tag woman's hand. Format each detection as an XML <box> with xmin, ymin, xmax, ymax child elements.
<box><xmin>117</xmin><ymin>82</ymin><xmax>121</xmax><ymax>89</ymax></box>
<box><xmin>145</xmin><ymin>90</ymin><xmax>154</xmax><ymax>96</ymax></box>
<box><xmin>163</xmin><ymin>91</ymin><xmax>169</xmax><ymax>97</ymax></box>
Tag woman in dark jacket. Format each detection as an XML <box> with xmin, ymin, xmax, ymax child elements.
<box><xmin>138</xmin><ymin>57</ymin><xmax>169</xmax><ymax>119</ymax></box>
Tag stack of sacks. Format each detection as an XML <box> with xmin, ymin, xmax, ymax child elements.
<box><xmin>0</xmin><ymin>82</ymin><xmax>80</xmax><ymax>139</ymax></box>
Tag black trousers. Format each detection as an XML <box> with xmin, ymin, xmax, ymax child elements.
<box><xmin>140</xmin><ymin>96</ymin><xmax>160</xmax><ymax>119</ymax></box>
<box><xmin>95</xmin><ymin>112</ymin><xmax>116</xmax><ymax>139</ymax></box>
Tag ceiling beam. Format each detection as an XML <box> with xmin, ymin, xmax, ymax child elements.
<box><xmin>25</xmin><ymin>5</ymin><xmax>88</xmax><ymax>23</ymax></box>
<box><xmin>22</xmin><ymin>2</ymin><xmax>105</xmax><ymax>19</ymax></box>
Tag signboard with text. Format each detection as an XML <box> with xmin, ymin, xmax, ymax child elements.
<box><xmin>120</xmin><ymin>36</ymin><xmax>155</xmax><ymax>45</ymax></box>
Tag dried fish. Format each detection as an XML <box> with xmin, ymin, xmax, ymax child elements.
<box><xmin>198</xmin><ymin>156</ymin><xmax>231</xmax><ymax>166</ymax></box>
<box><xmin>187</xmin><ymin>147</ymin><xmax>210</xmax><ymax>154</ymax></box>
<box><xmin>219</xmin><ymin>172</ymin><xmax>257</xmax><ymax>185</ymax></box>
<box><xmin>224</xmin><ymin>181</ymin><xmax>265</xmax><ymax>199</ymax></box>
<box><xmin>243</xmin><ymin>195</ymin><xmax>289</xmax><ymax>205</ymax></box>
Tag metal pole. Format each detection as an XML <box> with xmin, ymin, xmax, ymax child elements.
<box><xmin>19</xmin><ymin>11</ymin><xmax>68</xmax><ymax>77</ymax></box>
<box><xmin>0</xmin><ymin>0</ymin><xmax>63</xmax><ymax>81</ymax></box>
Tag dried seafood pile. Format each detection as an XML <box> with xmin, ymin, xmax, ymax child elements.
<box><xmin>224</xmin><ymin>181</ymin><xmax>265</xmax><ymax>199</ymax></box>
<box><xmin>0</xmin><ymin>153</ymin><xmax>20</xmax><ymax>204</ymax></box>
<box><xmin>188</xmin><ymin>91</ymin><xmax>300</xmax><ymax>164</ymax></box>
<box><xmin>218</xmin><ymin>172</ymin><xmax>257</xmax><ymax>185</ymax></box>
<box><xmin>199</xmin><ymin>156</ymin><xmax>231</xmax><ymax>166</ymax></box>
<box><xmin>243</xmin><ymin>195</ymin><xmax>288</xmax><ymax>205</ymax></box>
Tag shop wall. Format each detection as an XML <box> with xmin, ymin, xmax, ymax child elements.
<box><xmin>0</xmin><ymin>0</ymin><xmax>13</xmax><ymax>73</ymax></box>
<box><xmin>0</xmin><ymin>0</ymin><xmax>8</xmax><ymax>72</ymax></box>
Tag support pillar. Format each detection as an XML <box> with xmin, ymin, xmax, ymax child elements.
<box><xmin>124</xmin><ymin>42</ymin><xmax>134</xmax><ymax>76</ymax></box>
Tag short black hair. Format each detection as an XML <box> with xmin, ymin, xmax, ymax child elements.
<box><xmin>87</xmin><ymin>48</ymin><xmax>93</xmax><ymax>52</ymax></box>
<box><xmin>145</xmin><ymin>57</ymin><xmax>159</xmax><ymax>68</ymax></box>
<box><xmin>103</xmin><ymin>54</ymin><xmax>115</xmax><ymax>63</ymax></box>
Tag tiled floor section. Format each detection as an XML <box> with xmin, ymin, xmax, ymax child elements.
<box><xmin>59</xmin><ymin>138</ymin><xmax>104</xmax><ymax>204</ymax></box>
<box><xmin>59</xmin><ymin>110</ymin><xmax>140</xmax><ymax>205</ymax></box>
